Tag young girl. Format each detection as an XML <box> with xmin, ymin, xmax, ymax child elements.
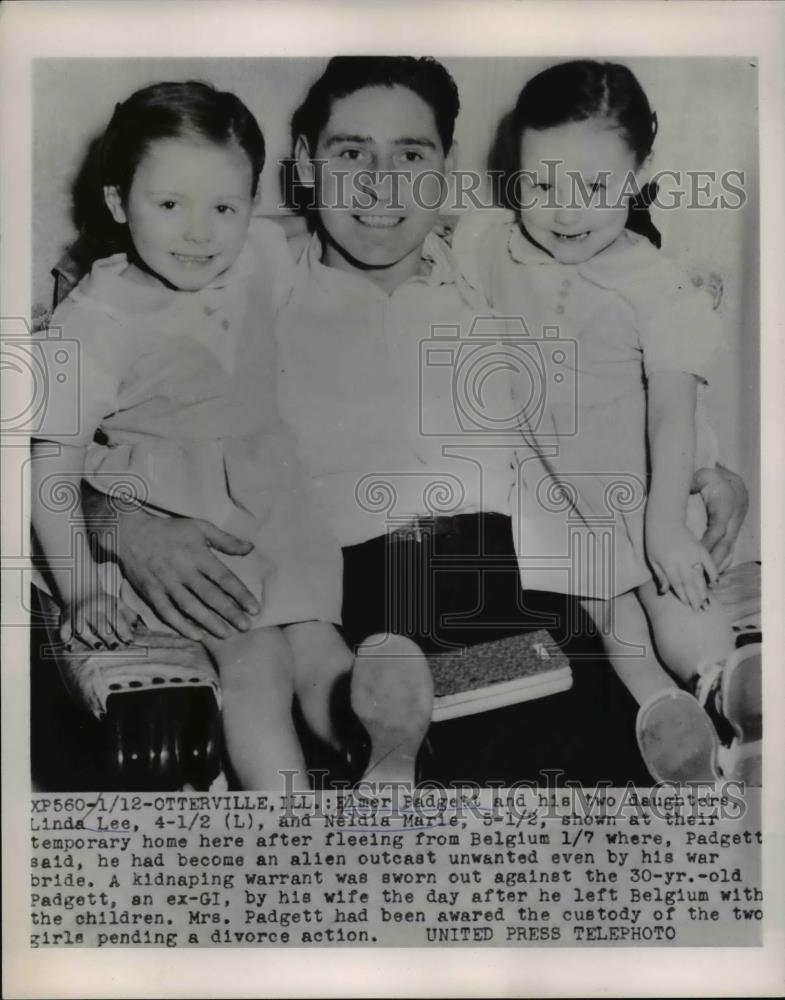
<box><xmin>31</xmin><ymin>81</ymin><xmax>355</xmax><ymax>789</ymax></box>
<box><xmin>454</xmin><ymin>60</ymin><xmax>761</xmax><ymax>782</ymax></box>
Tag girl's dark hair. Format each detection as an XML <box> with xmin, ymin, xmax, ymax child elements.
<box><xmin>290</xmin><ymin>55</ymin><xmax>460</xmax><ymax>157</ymax></box>
<box><xmin>493</xmin><ymin>60</ymin><xmax>661</xmax><ymax>247</ymax></box>
<box><xmin>73</xmin><ymin>80</ymin><xmax>265</xmax><ymax>258</ymax></box>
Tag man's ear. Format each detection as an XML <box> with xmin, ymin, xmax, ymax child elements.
<box><xmin>294</xmin><ymin>136</ymin><xmax>315</xmax><ymax>186</ymax></box>
<box><xmin>103</xmin><ymin>186</ymin><xmax>127</xmax><ymax>224</ymax></box>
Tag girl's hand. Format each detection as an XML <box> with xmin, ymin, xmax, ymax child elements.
<box><xmin>646</xmin><ymin>519</ymin><xmax>719</xmax><ymax>612</ymax></box>
<box><xmin>60</xmin><ymin>590</ymin><xmax>137</xmax><ymax>649</ymax></box>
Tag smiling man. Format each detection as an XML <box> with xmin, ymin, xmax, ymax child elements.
<box><xmin>294</xmin><ymin>78</ymin><xmax>452</xmax><ymax>290</ymax></box>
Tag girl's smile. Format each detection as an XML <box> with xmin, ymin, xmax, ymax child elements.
<box><xmin>518</xmin><ymin>119</ymin><xmax>647</xmax><ymax>265</ymax></box>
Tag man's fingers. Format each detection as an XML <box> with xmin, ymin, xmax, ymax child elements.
<box><xmin>168</xmin><ymin>583</ymin><xmax>235</xmax><ymax>639</ymax></box>
<box><xmin>145</xmin><ymin>586</ymin><xmax>205</xmax><ymax>641</ymax></box>
<box><xmin>704</xmin><ymin>531</ymin><xmax>727</xmax><ymax>564</ymax></box>
<box><xmin>717</xmin><ymin>550</ymin><xmax>734</xmax><ymax>575</ymax></box>
<box><xmin>186</xmin><ymin>573</ymin><xmax>252</xmax><ymax>631</ymax></box>
<box><xmin>200</xmin><ymin>521</ymin><xmax>254</xmax><ymax>557</ymax></box>
<box><xmin>199</xmin><ymin>557</ymin><xmax>260</xmax><ymax>617</ymax></box>
<box><xmin>701</xmin><ymin>520</ymin><xmax>724</xmax><ymax>552</ymax></box>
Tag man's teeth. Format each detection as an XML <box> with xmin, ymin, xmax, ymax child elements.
<box><xmin>554</xmin><ymin>232</ymin><xmax>590</xmax><ymax>241</ymax></box>
<box><xmin>356</xmin><ymin>215</ymin><xmax>401</xmax><ymax>228</ymax></box>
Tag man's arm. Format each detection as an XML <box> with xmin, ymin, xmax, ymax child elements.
<box><xmin>82</xmin><ymin>483</ymin><xmax>261</xmax><ymax>639</ymax></box>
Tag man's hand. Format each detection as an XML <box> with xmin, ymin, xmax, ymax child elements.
<box><xmin>692</xmin><ymin>465</ymin><xmax>749</xmax><ymax>574</ymax></box>
<box><xmin>82</xmin><ymin>484</ymin><xmax>262</xmax><ymax>639</ymax></box>
<box><xmin>118</xmin><ymin>509</ymin><xmax>261</xmax><ymax>639</ymax></box>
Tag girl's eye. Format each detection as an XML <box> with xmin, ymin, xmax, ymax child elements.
<box><xmin>535</xmin><ymin>183</ymin><xmax>551</xmax><ymax>193</ymax></box>
<box><xmin>590</xmin><ymin>181</ymin><xmax>606</xmax><ymax>194</ymax></box>
<box><xmin>216</xmin><ymin>205</ymin><xmax>235</xmax><ymax>215</ymax></box>
<box><xmin>160</xmin><ymin>200</ymin><xmax>177</xmax><ymax>210</ymax></box>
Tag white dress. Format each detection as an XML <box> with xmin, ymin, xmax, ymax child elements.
<box><xmin>453</xmin><ymin>211</ymin><xmax>722</xmax><ymax>599</ymax></box>
<box><xmin>38</xmin><ymin>221</ymin><xmax>342</xmax><ymax>628</ymax></box>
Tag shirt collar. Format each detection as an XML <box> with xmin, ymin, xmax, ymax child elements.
<box><xmin>299</xmin><ymin>224</ymin><xmax>460</xmax><ymax>298</ymax></box>
<box><xmin>507</xmin><ymin>223</ymin><xmax>661</xmax><ymax>289</ymax></box>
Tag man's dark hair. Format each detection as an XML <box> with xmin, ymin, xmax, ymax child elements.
<box><xmin>291</xmin><ymin>55</ymin><xmax>460</xmax><ymax>155</ymax></box>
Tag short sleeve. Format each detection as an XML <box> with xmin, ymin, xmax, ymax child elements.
<box><xmin>639</xmin><ymin>280</ymin><xmax>723</xmax><ymax>384</ymax></box>
<box><xmin>33</xmin><ymin>294</ymin><xmax>124</xmax><ymax>446</ymax></box>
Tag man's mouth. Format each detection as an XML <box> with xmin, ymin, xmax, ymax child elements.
<box><xmin>171</xmin><ymin>252</ymin><xmax>217</xmax><ymax>265</ymax></box>
<box><xmin>354</xmin><ymin>215</ymin><xmax>404</xmax><ymax>229</ymax></box>
<box><xmin>553</xmin><ymin>231</ymin><xmax>590</xmax><ymax>242</ymax></box>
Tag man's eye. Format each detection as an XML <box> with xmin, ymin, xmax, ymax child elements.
<box><xmin>338</xmin><ymin>148</ymin><xmax>363</xmax><ymax>161</ymax></box>
<box><xmin>400</xmin><ymin>150</ymin><xmax>424</xmax><ymax>163</ymax></box>
<box><xmin>590</xmin><ymin>181</ymin><xmax>606</xmax><ymax>194</ymax></box>
<box><xmin>535</xmin><ymin>183</ymin><xmax>551</xmax><ymax>192</ymax></box>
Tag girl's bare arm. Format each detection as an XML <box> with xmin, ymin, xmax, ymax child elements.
<box><xmin>646</xmin><ymin>371</ymin><xmax>718</xmax><ymax>610</ymax></box>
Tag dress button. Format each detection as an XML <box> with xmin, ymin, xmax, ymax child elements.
<box><xmin>555</xmin><ymin>304</ymin><xmax>565</xmax><ymax>315</ymax></box>
<box><xmin>561</xmin><ymin>278</ymin><xmax>571</xmax><ymax>289</ymax></box>
<box><xmin>221</xmin><ymin>319</ymin><xmax>230</xmax><ymax>330</ymax></box>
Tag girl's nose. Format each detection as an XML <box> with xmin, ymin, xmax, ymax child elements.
<box><xmin>183</xmin><ymin>211</ymin><xmax>213</xmax><ymax>243</ymax></box>
<box><xmin>553</xmin><ymin>204</ymin><xmax>583</xmax><ymax>229</ymax></box>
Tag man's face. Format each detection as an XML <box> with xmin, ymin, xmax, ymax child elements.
<box><xmin>298</xmin><ymin>84</ymin><xmax>451</xmax><ymax>289</ymax></box>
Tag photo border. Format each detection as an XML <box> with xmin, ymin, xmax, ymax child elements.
<box><xmin>2</xmin><ymin>1</ymin><xmax>784</xmax><ymax>996</ymax></box>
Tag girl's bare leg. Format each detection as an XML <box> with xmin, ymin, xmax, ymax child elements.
<box><xmin>284</xmin><ymin>620</ymin><xmax>354</xmax><ymax>751</ymax></box>
<box><xmin>637</xmin><ymin>582</ymin><xmax>759</xmax><ymax>783</ymax></box>
<box><xmin>582</xmin><ymin>592</ymin><xmax>720</xmax><ymax>782</ymax></box>
<box><xmin>581</xmin><ymin>593</ymin><xmax>678</xmax><ymax>706</ymax></box>
<box><xmin>636</xmin><ymin>580</ymin><xmax>734</xmax><ymax>685</ymax></box>
<box><xmin>205</xmin><ymin>627</ymin><xmax>308</xmax><ymax>791</ymax></box>
<box><xmin>350</xmin><ymin>633</ymin><xmax>433</xmax><ymax>785</ymax></box>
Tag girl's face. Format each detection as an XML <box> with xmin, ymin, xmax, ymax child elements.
<box><xmin>104</xmin><ymin>136</ymin><xmax>256</xmax><ymax>291</ymax></box>
<box><xmin>296</xmin><ymin>85</ymin><xmax>452</xmax><ymax>292</ymax></box>
<box><xmin>517</xmin><ymin>119</ymin><xmax>646</xmax><ymax>265</ymax></box>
